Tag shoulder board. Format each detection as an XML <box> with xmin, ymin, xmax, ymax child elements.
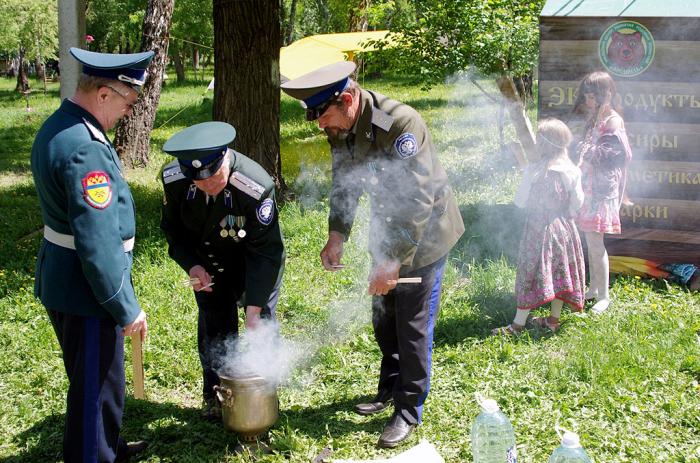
<box><xmin>82</xmin><ymin>118</ymin><xmax>108</xmax><ymax>144</ymax></box>
<box><xmin>162</xmin><ymin>162</ymin><xmax>186</xmax><ymax>184</ymax></box>
<box><xmin>371</xmin><ymin>107</ymin><xmax>394</xmax><ymax>132</ymax></box>
<box><xmin>230</xmin><ymin>171</ymin><xmax>265</xmax><ymax>200</ymax></box>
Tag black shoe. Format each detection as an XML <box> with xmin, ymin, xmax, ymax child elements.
<box><xmin>115</xmin><ymin>440</ymin><xmax>148</xmax><ymax>462</ymax></box>
<box><xmin>377</xmin><ymin>414</ymin><xmax>415</xmax><ymax>448</ymax></box>
<box><xmin>354</xmin><ymin>390</ymin><xmax>393</xmax><ymax>416</ymax></box>
<box><xmin>201</xmin><ymin>397</ymin><xmax>222</xmax><ymax>422</ymax></box>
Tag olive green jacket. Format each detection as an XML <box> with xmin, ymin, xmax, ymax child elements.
<box><xmin>327</xmin><ymin>89</ymin><xmax>464</xmax><ymax>270</ymax></box>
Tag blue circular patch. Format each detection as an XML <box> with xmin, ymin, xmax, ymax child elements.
<box><xmin>256</xmin><ymin>198</ymin><xmax>275</xmax><ymax>225</ymax></box>
<box><xmin>394</xmin><ymin>133</ymin><xmax>418</xmax><ymax>159</ymax></box>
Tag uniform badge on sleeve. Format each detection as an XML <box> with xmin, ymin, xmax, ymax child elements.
<box><xmin>256</xmin><ymin>198</ymin><xmax>275</xmax><ymax>225</ymax></box>
<box><xmin>394</xmin><ymin>133</ymin><xmax>418</xmax><ymax>159</ymax></box>
<box><xmin>82</xmin><ymin>171</ymin><xmax>112</xmax><ymax>209</ymax></box>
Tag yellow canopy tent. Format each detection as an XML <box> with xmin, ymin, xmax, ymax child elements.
<box><xmin>207</xmin><ymin>30</ymin><xmax>393</xmax><ymax>90</ymax></box>
<box><xmin>280</xmin><ymin>30</ymin><xmax>392</xmax><ymax>80</ymax></box>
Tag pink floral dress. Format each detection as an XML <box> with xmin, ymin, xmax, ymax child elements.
<box><xmin>576</xmin><ymin>114</ymin><xmax>633</xmax><ymax>234</ymax></box>
<box><xmin>515</xmin><ymin>164</ymin><xmax>586</xmax><ymax>311</ymax></box>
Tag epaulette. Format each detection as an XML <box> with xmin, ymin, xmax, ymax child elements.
<box><xmin>162</xmin><ymin>162</ymin><xmax>186</xmax><ymax>184</ymax></box>
<box><xmin>230</xmin><ymin>171</ymin><xmax>265</xmax><ymax>200</ymax></box>
<box><xmin>371</xmin><ymin>107</ymin><xmax>394</xmax><ymax>132</ymax></box>
<box><xmin>82</xmin><ymin>118</ymin><xmax>108</xmax><ymax>144</ymax></box>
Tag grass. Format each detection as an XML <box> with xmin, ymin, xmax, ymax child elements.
<box><xmin>0</xmin><ymin>73</ymin><xmax>699</xmax><ymax>463</ymax></box>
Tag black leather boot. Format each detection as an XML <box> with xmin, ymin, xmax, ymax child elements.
<box><xmin>377</xmin><ymin>413</ymin><xmax>415</xmax><ymax>448</ymax></box>
<box><xmin>354</xmin><ymin>389</ymin><xmax>393</xmax><ymax>416</ymax></box>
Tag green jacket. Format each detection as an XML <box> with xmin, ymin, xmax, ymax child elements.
<box><xmin>328</xmin><ymin>89</ymin><xmax>464</xmax><ymax>270</ymax></box>
<box><xmin>31</xmin><ymin>99</ymin><xmax>141</xmax><ymax>326</ymax></box>
<box><xmin>160</xmin><ymin>152</ymin><xmax>284</xmax><ymax>307</ymax></box>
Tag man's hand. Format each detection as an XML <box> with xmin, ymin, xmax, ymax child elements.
<box><xmin>123</xmin><ymin>310</ymin><xmax>148</xmax><ymax>341</ymax></box>
<box><xmin>368</xmin><ymin>260</ymin><xmax>401</xmax><ymax>296</ymax></box>
<box><xmin>320</xmin><ymin>231</ymin><xmax>345</xmax><ymax>271</ymax></box>
<box><xmin>245</xmin><ymin>306</ymin><xmax>262</xmax><ymax>330</ymax></box>
<box><xmin>189</xmin><ymin>265</ymin><xmax>213</xmax><ymax>292</ymax></box>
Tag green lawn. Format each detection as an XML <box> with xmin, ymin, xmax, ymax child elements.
<box><xmin>0</xmin><ymin>74</ymin><xmax>698</xmax><ymax>463</ymax></box>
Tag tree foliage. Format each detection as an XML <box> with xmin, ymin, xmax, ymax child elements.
<box><xmin>380</xmin><ymin>0</ymin><xmax>544</xmax><ymax>85</ymax></box>
<box><xmin>86</xmin><ymin>0</ymin><xmax>145</xmax><ymax>52</ymax></box>
<box><xmin>282</xmin><ymin>0</ymin><xmax>413</xmax><ymax>43</ymax></box>
<box><xmin>0</xmin><ymin>0</ymin><xmax>58</xmax><ymax>61</ymax></box>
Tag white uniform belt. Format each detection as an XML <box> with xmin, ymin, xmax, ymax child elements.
<box><xmin>44</xmin><ymin>225</ymin><xmax>135</xmax><ymax>252</ymax></box>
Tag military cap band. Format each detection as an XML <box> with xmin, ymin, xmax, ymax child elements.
<box><xmin>69</xmin><ymin>47</ymin><xmax>154</xmax><ymax>87</ymax></box>
<box><xmin>303</xmin><ymin>77</ymin><xmax>349</xmax><ymax>109</ymax></box>
<box><xmin>163</xmin><ymin>122</ymin><xmax>237</xmax><ymax>180</ymax></box>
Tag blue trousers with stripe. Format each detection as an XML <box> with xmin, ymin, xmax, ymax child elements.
<box><xmin>47</xmin><ymin>309</ymin><xmax>129</xmax><ymax>463</ymax></box>
<box><xmin>371</xmin><ymin>255</ymin><xmax>447</xmax><ymax>425</ymax></box>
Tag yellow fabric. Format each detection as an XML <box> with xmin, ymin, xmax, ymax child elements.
<box><xmin>281</xmin><ymin>31</ymin><xmax>393</xmax><ymax>80</ymax></box>
<box><xmin>609</xmin><ymin>256</ymin><xmax>669</xmax><ymax>278</ymax></box>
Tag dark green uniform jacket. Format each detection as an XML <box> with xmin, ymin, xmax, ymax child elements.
<box><xmin>328</xmin><ymin>89</ymin><xmax>465</xmax><ymax>270</ymax></box>
<box><xmin>160</xmin><ymin>152</ymin><xmax>284</xmax><ymax>307</ymax></box>
<box><xmin>31</xmin><ymin>99</ymin><xmax>141</xmax><ymax>327</ymax></box>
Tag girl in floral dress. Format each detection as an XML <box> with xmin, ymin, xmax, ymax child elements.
<box><xmin>574</xmin><ymin>71</ymin><xmax>633</xmax><ymax>314</ymax></box>
<box><xmin>493</xmin><ymin>118</ymin><xmax>586</xmax><ymax>335</ymax></box>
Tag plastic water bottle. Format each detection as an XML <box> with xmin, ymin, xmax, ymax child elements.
<box><xmin>548</xmin><ymin>431</ymin><xmax>592</xmax><ymax>463</ymax></box>
<box><xmin>471</xmin><ymin>398</ymin><xmax>517</xmax><ymax>463</ymax></box>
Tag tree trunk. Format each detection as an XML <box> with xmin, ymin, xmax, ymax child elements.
<box><xmin>35</xmin><ymin>57</ymin><xmax>45</xmax><ymax>81</ymax></box>
<box><xmin>114</xmin><ymin>0</ymin><xmax>174</xmax><ymax>168</ymax></box>
<box><xmin>213</xmin><ymin>0</ymin><xmax>285</xmax><ymax>190</ymax></box>
<box><xmin>171</xmin><ymin>41</ymin><xmax>186</xmax><ymax>82</ymax></box>
<box><xmin>349</xmin><ymin>0</ymin><xmax>370</xmax><ymax>72</ymax></box>
<box><xmin>192</xmin><ymin>46</ymin><xmax>199</xmax><ymax>70</ymax></box>
<box><xmin>349</xmin><ymin>0</ymin><xmax>370</xmax><ymax>32</ymax></box>
<box><xmin>284</xmin><ymin>0</ymin><xmax>298</xmax><ymax>45</ymax></box>
<box><xmin>496</xmin><ymin>75</ymin><xmax>537</xmax><ymax>163</ymax></box>
<box><xmin>15</xmin><ymin>46</ymin><xmax>29</xmax><ymax>93</ymax></box>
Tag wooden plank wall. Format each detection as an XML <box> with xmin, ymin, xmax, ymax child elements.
<box><xmin>538</xmin><ymin>16</ymin><xmax>700</xmax><ymax>264</ymax></box>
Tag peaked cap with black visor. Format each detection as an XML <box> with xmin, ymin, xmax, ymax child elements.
<box><xmin>280</xmin><ymin>61</ymin><xmax>356</xmax><ymax>120</ymax></box>
<box><xmin>162</xmin><ymin>121</ymin><xmax>236</xmax><ymax>180</ymax></box>
<box><xmin>70</xmin><ymin>47</ymin><xmax>154</xmax><ymax>90</ymax></box>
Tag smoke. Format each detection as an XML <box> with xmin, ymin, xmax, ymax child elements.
<box><xmin>216</xmin><ymin>320</ymin><xmax>306</xmax><ymax>386</ymax></box>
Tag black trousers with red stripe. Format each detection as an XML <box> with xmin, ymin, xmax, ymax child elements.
<box><xmin>371</xmin><ymin>255</ymin><xmax>447</xmax><ymax>425</ymax></box>
<box><xmin>47</xmin><ymin>309</ymin><xmax>129</xmax><ymax>463</ymax></box>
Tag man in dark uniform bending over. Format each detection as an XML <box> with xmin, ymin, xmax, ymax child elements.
<box><xmin>160</xmin><ymin>122</ymin><xmax>284</xmax><ymax>420</ymax></box>
<box><xmin>281</xmin><ymin>62</ymin><xmax>464</xmax><ymax>448</ymax></box>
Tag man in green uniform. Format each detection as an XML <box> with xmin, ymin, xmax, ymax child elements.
<box><xmin>281</xmin><ymin>62</ymin><xmax>464</xmax><ymax>448</ymax></box>
<box><xmin>160</xmin><ymin>122</ymin><xmax>285</xmax><ymax>420</ymax></box>
<box><xmin>31</xmin><ymin>48</ymin><xmax>152</xmax><ymax>462</ymax></box>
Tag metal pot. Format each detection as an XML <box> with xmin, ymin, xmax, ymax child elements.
<box><xmin>214</xmin><ymin>373</ymin><xmax>279</xmax><ymax>440</ymax></box>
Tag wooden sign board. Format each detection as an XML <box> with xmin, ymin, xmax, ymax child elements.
<box><xmin>539</xmin><ymin>12</ymin><xmax>700</xmax><ymax>264</ymax></box>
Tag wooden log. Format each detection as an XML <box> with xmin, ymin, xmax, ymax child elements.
<box><xmin>496</xmin><ymin>76</ymin><xmax>537</xmax><ymax>163</ymax></box>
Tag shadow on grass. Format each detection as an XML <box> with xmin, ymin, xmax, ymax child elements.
<box><xmin>1</xmin><ymin>399</ymin><xmax>239</xmax><ymax>463</ymax></box>
<box><xmin>2</xmin><ymin>395</ymin><xmax>378</xmax><ymax>462</ymax></box>
<box><xmin>280</xmin><ymin>394</ymin><xmax>386</xmax><ymax>441</ymax></box>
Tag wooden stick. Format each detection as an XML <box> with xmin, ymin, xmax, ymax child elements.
<box><xmin>131</xmin><ymin>334</ymin><xmax>145</xmax><ymax>400</ymax></box>
<box><xmin>388</xmin><ymin>277</ymin><xmax>423</xmax><ymax>284</ymax></box>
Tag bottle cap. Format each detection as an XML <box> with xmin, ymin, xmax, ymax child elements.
<box><xmin>481</xmin><ymin>399</ymin><xmax>500</xmax><ymax>413</ymax></box>
<box><xmin>561</xmin><ymin>431</ymin><xmax>581</xmax><ymax>448</ymax></box>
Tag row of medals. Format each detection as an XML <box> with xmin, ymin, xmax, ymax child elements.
<box><xmin>220</xmin><ymin>215</ymin><xmax>246</xmax><ymax>240</ymax></box>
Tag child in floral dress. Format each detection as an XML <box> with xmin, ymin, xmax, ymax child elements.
<box><xmin>493</xmin><ymin>118</ymin><xmax>586</xmax><ymax>335</ymax></box>
<box><xmin>574</xmin><ymin>71</ymin><xmax>633</xmax><ymax>314</ymax></box>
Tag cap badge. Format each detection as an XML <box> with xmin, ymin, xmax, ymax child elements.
<box><xmin>192</xmin><ymin>159</ymin><xmax>202</xmax><ymax>168</ymax></box>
